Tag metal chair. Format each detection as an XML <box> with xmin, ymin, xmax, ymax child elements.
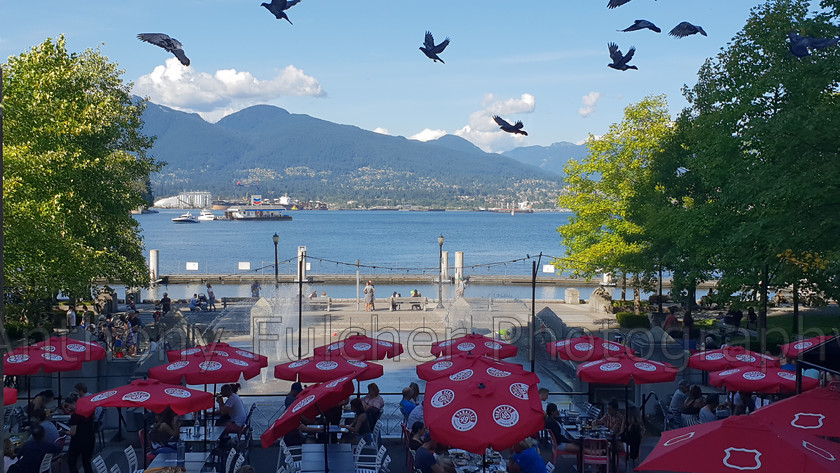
<box><xmin>231</xmin><ymin>452</ymin><xmax>246</xmax><ymax>473</ymax></box>
<box><xmin>38</xmin><ymin>453</ymin><xmax>53</xmax><ymax>473</ymax></box>
<box><xmin>110</xmin><ymin>465</ymin><xmax>122</xmax><ymax>473</ymax></box>
<box><xmin>92</xmin><ymin>455</ymin><xmax>109</xmax><ymax>473</ymax></box>
<box><xmin>124</xmin><ymin>445</ymin><xmax>144</xmax><ymax>473</ymax></box>
<box><xmin>224</xmin><ymin>448</ymin><xmax>239</xmax><ymax>473</ymax></box>
<box><xmin>545</xmin><ymin>462</ymin><xmax>555</xmax><ymax>473</ymax></box>
<box><xmin>582</xmin><ymin>438</ymin><xmax>611</xmax><ymax>473</ymax></box>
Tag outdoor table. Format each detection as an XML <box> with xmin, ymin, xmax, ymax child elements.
<box><xmin>145</xmin><ymin>451</ymin><xmax>210</xmax><ymax>473</ymax></box>
<box><xmin>180</xmin><ymin>425</ymin><xmax>226</xmax><ymax>446</ymax></box>
<box><xmin>299</xmin><ymin>442</ymin><xmax>354</xmax><ymax>473</ymax></box>
<box><xmin>450</xmin><ymin>448</ymin><xmax>507</xmax><ymax>473</ymax></box>
<box><xmin>305</xmin><ymin>424</ymin><xmax>349</xmax><ymax>443</ymax></box>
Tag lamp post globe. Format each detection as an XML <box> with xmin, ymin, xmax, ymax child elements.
<box><xmin>272</xmin><ymin>233</ymin><xmax>280</xmax><ymax>289</ymax></box>
<box><xmin>437</xmin><ymin>234</ymin><xmax>445</xmax><ymax>309</ymax></box>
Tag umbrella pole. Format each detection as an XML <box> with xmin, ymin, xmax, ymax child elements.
<box><xmin>316</xmin><ymin>405</ymin><xmax>330</xmax><ymax>472</ymax></box>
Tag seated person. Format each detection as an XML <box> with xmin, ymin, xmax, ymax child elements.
<box><xmin>361</xmin><ymin>383</ymin><xmax>384</xmax><ymax>426</ymax></box>
<box><xmin>340</xmin><ymin>399</ymin><xmax>371</xmax><ymax>444</ymax></box>
<box><xmin>216</xmin><ymin>383</ymin><xmax>247</xmax><ymax>434</ymax></box>
<box><xmin>408</xmin><ymin>422</ymin><xmax>426</xmax><ymax>451</ymax></box>
<box><xmin>11</xmin><ymin>424</ymin><xmax>60</xmax><ymax>473</ymax></box>
<box><xmin>432</xmin><ymin>457</ymin><xmax>457</xmax><ymax>473</ymax></box>
<box><xmin>507</xmin><ymin>438</ymin><xmax>545</xmax><ymax>473</ymax></box>
<box><xmin>544</xmin><ymin>403</ymin><xmax>579</xmax><ymax>454</ymax></box>
<box><xmin>414</xmin><ymin>434</ymin><xmax>437</xmax><ymax>473</ymax></box>
<box><xmin>28</xmin><ymin>390</ymin><xmax>55</xmax><ymax>417</ymax></box>
<box><xmin>308</xmin><ymin>290</ymin><xmax>318</xmax><ymax>299</ymax></box>
<box><xmin>31</xmin><ymin>409</ymin><xmax>60</xmax><ymax>445</ymax></box>
<box><xmin>4</xmin><ymin>438</ymin><xmax>18</xmax><ymax>472</ymax></box>
<box><xmin>391</xmin><ymin>292</ymin><xmax>399</xmax><ymax>311</ymax></box>
<box><xmin>669</xmin><ymin>380</ymin><xmax>689</xmax><ymax>413</ymax></box>
<box><xmin>399</xmin><ymin>387</ymin><xmax>416</xmax><ymax>420</ymax></box>
<box><xmin>594</xmin><ymin>398</ymin><xmax>625</xmax><ymax>436</ymax></box>
<box><xmin>411</xmin><ymin>290</ymin><xmax>422</xmax><ymax>310</ymax></box>
<box><xmin>699</xmin><ymin>394</ymin><xmax>720</xmax><ymax>423</ymax></box>
<box><xmin>189</xmin><ymin>294</ymin><xmax>200</xmax><ymax>311</ymax></box>
<box><xmin>722</xmin><ymin>309</ymin><xmax>743</xmax><ymax>327</ymax></box>
<box><xmin>663</xmin><ymin>308</ymin><xmax>679</xmax><ymax>332</ymax></box>
<box><xmin>704</xmin><ymin>335</ymin><xmax>719</xmax><ymax>350</ymax></box>
<box><xmin>150</xmin><ymin>408</ymin><xmax>180</xmax><ymax>453</ymax></box>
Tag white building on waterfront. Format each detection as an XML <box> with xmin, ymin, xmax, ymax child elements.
<box><xmin>153</xmin><ymin>191</ymin><xmax>212</xmax><ymax>209</ymax></box>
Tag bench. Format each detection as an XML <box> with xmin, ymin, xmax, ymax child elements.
<box><xmin>389</xmin><ymin>296</ymin><xmax>429</xmax><ymax>311</ymax></box>
<box><xmin>305</xmin><ymin>296</ymin><xmax>332</xmax><ymax>311</ymax></box>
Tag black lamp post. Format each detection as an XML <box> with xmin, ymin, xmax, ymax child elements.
<box><xmin>272</xmin><ymin>233</ymin><xmax>280</xmax><ymax>290</ymax></box>
<box><xmin>437</xmin><ymin>234</ymin><xmax>445</xmax><ymax>309</ymax></box>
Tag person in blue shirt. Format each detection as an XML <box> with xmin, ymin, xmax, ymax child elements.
<box><xmin>508</xmin><ymin>438</ymin><xmax>545</xmax><ymax>473</ymax></box>
<box><xmin>399</xmin><ymin>387</ymin><xmax>416</xmax><ymax>420</ymax></box>
<box><xmin>12</xmin><ymin>423</ymin><xmax>60</xmax><ymax>473</ymax></box>
<box><xmin>414</xmin><ymin>434</ymin><xmax>437</xmax><ymax>473</ymax></box>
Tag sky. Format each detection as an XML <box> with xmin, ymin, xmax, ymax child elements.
<box><xmin>1</xmin><ymin>0</ymin><xmax>763</xmax><ymax>153</ymax></box>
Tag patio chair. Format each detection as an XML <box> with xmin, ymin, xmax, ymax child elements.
<box><xmin>279</xmin><ymin>439</ymin><xmax>302</xmax><ymax>471</ymax></box>
<box><xmin>355</xmin><ymin>445</ymin><xmax>387</xmax><ymax>472</ymax></box>
<box><xmin>110</xmin><ymin>465</ymin><xmax>122</xmax><ymax>473</ymax></box>
<box><xmin>545</xmin><ymin>427</ymin><xmax>577</xmax><ymax>466</ymax></box>
<box><xmin>681</xmin><ymin>413</ymin><xmax>700</xmax><ymax>427</ymax></box>
<box><xmin>93</xmin><ymin>407</ymin><xmax>107</xmax><ymax>450</ymax></box>
<box><xmin>92</xmin><ymin>455</ymin><xmax>109</xmax><ymax>473</ymax></box>
<box><xmin>545</xmin><ymin>461</ymin><xmax>555</xmax><ymax>473</ymax></box>
<box><xmin>38</xmin><ymin>453</ymin><xmax>53</xmax><ymax>473</ymax></box>
<box><xmin>582</xmin><ymin>438</ymin><xmax>611</xmax><ymax>473</ymax></box>
<box><xmin>124</xmin><ymin>445</ymin><xmax>144</xmax><ymax>473</ymax></box>
<box><xmin>224</xmin><ymin>448</ymin><xmax>239</xmax><ymax>473</ymax></box>
<box><xmin>231</xmin><ymin>452</ymin><xmax>246</xmax><ymax>473</ymax></box>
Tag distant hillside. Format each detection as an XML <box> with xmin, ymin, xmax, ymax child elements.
<box><xmin>141</xmin><ymin>103</ymin><xmax>564</xmax><ymax>208</ymax></box>
<box><xmin>503</xmin><ymin>141</ymin><xmax>588</xmax><ymax>178</ymax></box>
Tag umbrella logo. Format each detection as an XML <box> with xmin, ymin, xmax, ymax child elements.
<box><xmin>603</xmin><ymin>342</ymin><xmax>622</xmax><ymax>351</ymax></box>
<box><xmin>634</xmin><ymin>362</ymin><xmax>657</xmax><ymax>372</ymax></box>
<box><xmin>802</xmin><ymin>440</ymin><xmax>836</xmax><ymax>461</ymax></box>
<box><xmin>164</xmin><ymin>388</ymin><xmax>192</xmax><ymax>399</ymax></box>
<box><xmin>91</xmin><ymin>390</ymin><xmax>118</xmax><ymax>402</ymax></box>
<box><xmin>325</xmin><ymin>376</ymin><xmax>350</xmax><ymax>387</ymax></box>
<box><xmin>509</xmin><ymin>383</ymin><xmax>529</xmax><ymax>400</ymax></box>
<box><xmin>793</xmin><ymin>341</ymin><xmax>814</xmax><ymax>351</ymax></box>
<box><xmin>316</xmin><ymin>361</ymin><xmax>339</xmax><ymax>371</ymax></box>
<box><xmin>432</xmin><ymin>361</ymin><xmax>453</xmax><ymax>371</ymax></box>
<box><xmin>777</xmin><ymin>371</ymin><xmax>796</xmax><ymax>381</ymax></box>
<box><xmin>493</xmin><ymin>405</ymin><xmax>519</xmax><ymax>427</ymax></box>
<box><xmin>167</xmin><ymin>361</ymin><xmax>190</xmax><ymax>371</ymax></box>
<box><xmin>735</xmin><ymin>354</ymin><xmax>757</xmax><ymax>363</ymax></box>
<box><xmin>353</xmin><ymin>343</ymin><xmax>372</xmax><ymax>351</ymax></box>
<box><xmin>487</xmin><ymin>367</ymin><xmax>511</xmax><ymax>378</ymax></box>
<box><xmin>347</xmin><ymin>360</ymin><xmax>368</xmax><ymax>368</ymax></box>
<box><xmin>600</xmin><ymin>362</ymin><xmax>622</xmax><ymax>372</ymax></box>
<box><xmin>722</xmin><ymin>447</ymin><xmax>762</xmax><ymax>470</ymax></box>
<box><xmin>212</xmin><ymin>350</ymin><xmax>230</xmax><ymax>357</ymax></box>
<box><xmin>181</xmin><ymin>348</ymin><xmax>201</xmax><ymax>356</ymax></box>
<box><xmin>555</xmin><ymin>340</ymin><xmax>570</xmax><ymax>347</ymax></box>
<box><xmin>484</xmin><ymin>341</ymin><xmax>503</xmax><ymax>350</ymax></box>
<box><xmin>123</xmin><ymin>391</ymin><xmax>152</xmax><ymax>403</ymax></box>
<box><xmin>289</xmin><ymin>359</ymin><xmax>310</xmax><ymax>368</ymax></box>
<box><xmin>228</xmin><ymin>359</ymin><xmax>249</xmax><ymax>367</ymax></box>
<box><xmin>431</xmin><ymin>389</ymin><xmax>455</xmax><ymax>408</ymax></box>
<box><xmin>705</xmin><ymin>353</ymin><xmax>725</xmax><ymax>361</ymax></box>
<box><xmin>41</xmin><ymin>353</ymin><xmax>64</xmax><ymax>361</ymax></box>
<box><xmin>450</xmin><ymin>369</ymin><xmax>474</xmax><ymax>381</ymax></box>
<box><xmin>40</xmin><ymin>346</ymin><xmax>57</xmax><ymax>352</ymax></box>
<box><xmin>440</xmin><ymin>340</ymin><xmax>456</xmax><ymax>347</ymax></box>
<box><xmin>743</xmin><ymin>371</ymin><xmax>766</xmax><ymax>381</ymax></box>
<box><xmin>663</xmin><ymin>431</ymin><xmax>696</xmax><ymax>446</ymax></box>
<box><xmin>6</xmin><ymin>354</ymin><xmax>30</xmax><ymax>363</ymax></box>
<box><xmin>457</xmin><ymin>342</ymin><xmax>476</xmax><ymax>352</ymax></box>
<box><xmin>791</xmin><ymin>413</ymin><xmax>825</xmax><ymax>430</ymax></box>
<box><xmin>66</xmin><ymin>344</ymin><xmax>87</xmax><ymax>353</ymax></box>
<box><xmin>376</xmin><ymin>341</ymin><xmax>394</xmax><ymax>347</ymax></box>
<box><xmin>452</xmin><ymin>408</ymin><xmax>478</xmax><ymax>432</ymax></box>
<box><xmin>581</xmin><ymin>360</ymin><xmax>602</xmax><ymax>369</ymax></box>
<box><xmin>199</xmin><ymin>361</ymin><xmax>223</xmax><ymax>371</ymax></box>
<box><xmin>292</xmin><ymin>394</ymin><xmax>316</xmax><ymax>413</ymax></box>
<box><xmin>719</xmin><ymin>368</ymin><xmax>742</xmax><ymax>376</ymax></box>
<box><xmin>236</xmin><ymin>350</ymin><xmax>257</xmax><ymax>359</ymax></box>
<box><xmin>328</xmin><ymin>342</ymin><xmax>345</xmax><ymax>350</ymax></box>
<box><xmin>574</xmin><ymin>343</ymin><xmax>594</xmax><ymax>352</ymax></box>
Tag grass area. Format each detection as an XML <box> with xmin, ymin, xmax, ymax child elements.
<box><xmin>727</xmin><ymin>307</ymin><xmax>839</xmax><ymax>354</ymax></box>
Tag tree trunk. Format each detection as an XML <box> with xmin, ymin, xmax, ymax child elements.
<box><xmin>621</xmin><ymin>272</ymin><xmax>627</xmax><ymax>301</ymax></box>
<box><xmin>633</xmin><ymin>274</ymin><xmax>641</xmax><ymax>315</ymax></box>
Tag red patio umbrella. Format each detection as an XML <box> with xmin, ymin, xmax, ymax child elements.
<box><xmin>430</xmin><ymin>333</ymin><xmax>517</xmax><ymax>359</ymax></box>
<box><xmin>750</xmin><ymin>382</ymin><xmax>840</xmax><ymax>437</ymax></box>
<box><xmin>76</xmin><ymin>378</ymin><xmax>214</xmax><ymax>417</ymax></box>
<box><xmin>313</xmin><ymin>334</ymin><xmax>404</xmax><ymax>360</ymax></box>
<box><xmin>688</xmin><ymin>346</ymin><xmax>779</xmax><ymax>371</ymax></box>
<box><xmin>260</xmin><ymin>376</ymin><xmax>355</xmax><ymax>448</ymax></box>
<box><xmin>709</xmin><ymin>366</ymin><xmax>819</xmax><ymax>394</ymax></box>
<box><xmin>576</xmin><ymin>355</ymin><xmax>678</xmax><ymax>385</ymax></box>
<box><xmin>167</xmin><ymin>342</ymin><xmax>269</xmax><ymax>368</ymax></box>
<box><xmin>423</xmin><ymin>356</ymin><xmax>543</xmax><ymax>454</ymax></box>
<box><xmin>780</xmin><ymin>336</ymin><xmax>837</xmax><ymax>358</ymax></box>
<box><xmin>274</xmin><ymin>354</ymin><xmax>384</xmax><ymax>383</ymax></box>
<box><xmin>4</xmin><ymin>387</ymin><xmax>18</xmax><ymax>406</ymax></box>
<box><xmin>636</xmin><ymin>414</ymin><xmax>840</xmax><ymax>472</ymax></box>
<box><xmin>149</xmin><ymin>351</ymin><xmax>263</xmax><ymax>385</ymax></box>
<box><xmin>546</xmin><ymin>335</ymin><xmax>634</xmax><ymax>362</ymax></box>
<box><xmin>416</xmin><ymin>352</ymin><xmax>529</xmax><ymax>381</ymax></box>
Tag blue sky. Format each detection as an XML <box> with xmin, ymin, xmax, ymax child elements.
<box><xmin>1</xmin><ymin>0</ymin><xmax>761</xmax><ymax>152</ymax></box>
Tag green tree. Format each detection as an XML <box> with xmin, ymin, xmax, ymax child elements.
<box><xmin>556</xmin><ymin>95</ymin><xmax>673</xmax><ymax>312</ymax></box>
<box><xmin>3</xmin><ymin>36</ymin><xmax>161</xmax><ymax>319</ymax></box>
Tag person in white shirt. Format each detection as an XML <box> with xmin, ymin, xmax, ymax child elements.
<box><xmin>217</xmin><ymin>383</ymin><xmax>247</xmax><ymax>433</ymax></box>
<box><xmin>669</xmin><ymin>380</ymin><xmax>689</xmax><ymax>412</ymax></box>
<box><xmin>66</xmin><ymin>305</ymin><xmax>77</xmax><ymax>331</ymax></box>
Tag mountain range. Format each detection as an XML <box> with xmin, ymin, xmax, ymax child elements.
<box><xmin>141</xmin><ymin>102</ymin><xmax>587</xmax><ymax>207</ymax></box>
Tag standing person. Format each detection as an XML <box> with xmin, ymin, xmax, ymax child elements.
<box><xmin>63</xmin><ymin>395</ymin><xmax>95</xmax><ymax>473</ymax></box>
<box><xmin>364</xmin><ymin>281</ymin><xmax>375</xmax><ymax>312</ymax></box>
<box><xmin>251</xmin><ymin>281</ymin><xmax>261</xmax><ymax>299</ymax></box>
<box><xmin>78</xmin><ymin>305</ymin><xmax>91</xmax><ymax>330</ymax></box>
<box><xmin>216</xmin><ymin>384</ymin><xmax>247</xmax><ymax>434</ymax></box>
<box><xmin>456</xmin><ymin>277</ymin><xmax>466</xmax><ymax>298</ymax></box>
<box><xmin>206</xmin><ymin>284</ymin><xmax>216</xmax><ymax>311</ymax></box>
<box><xmin>160</xmin><ymin>293</ymin><xmax>172</xmax><ymax>315</ymax></box>
<box><xmin>683</xmin><ymin>311</ymin><xmax>694</xmax><ymax>342</ymax></box>
<box><xmin>66</xmin><ymin>305</ymin><xmax>77</xmax><ymax>332</ymax></box>
<box><xmin>622</xmin><ymin>407</ymin><xmax>646</xmax><ymax>462</ymax></box>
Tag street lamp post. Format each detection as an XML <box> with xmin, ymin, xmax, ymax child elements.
<box><xmin>272</xmin><ymin>233</ymin><xmax>280</xmax><ymax>290</ymax></box>
<box><xmin>437</xmin><ymin>234</ymin><xmax>445</xmax><ymax>309</ymax></box>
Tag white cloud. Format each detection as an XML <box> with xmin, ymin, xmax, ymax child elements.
<box><xmin>410</xmin><ymin>128</ymin><xmax>447</xmax><ymax>142</ymax></box>
<box><xmin>373</xmin><ymin>127</ymin><xmax>390</xmax><ymax>135</ymax></box>
<box><xmin>133</xmin><ymin>58</ymin><xmax>325</xmax><ymax>119</ymax></box>
<box><xmin>578</xmin><ymin>91</ymin><xmax>601</xmax><ymax>117</ymax></box>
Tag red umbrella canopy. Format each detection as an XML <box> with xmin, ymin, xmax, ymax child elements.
<box><xmin>637</xmin><ymin>414</ymin><xmax>840</xmax><ymax>473</ymax></box>
<box><xmin>167</xmin><ymin>342</ymin><xmax>268</xmax><ymax>368</ymax></box>
<box><xmin>576</xmin><ymin>355</ymin><xmax>677</xmax><ymax>385</ymax></box>
<box><xmin>709</xmin><ymin>366</ymin><xmax>819</xmax><ymax>394</ymax></box>
<box><xmin>688</xmin><ymin>346</ymin><xmax>779</xmax><ymax>371</ymax></box>
<box><xmin>780</xmin><ymin>336</ymin><xmax>837</xmax><ymax>358</ymax></box>
<box><xmin>260</xmin><ymin>376</ymin><xmax>355</xmax><ymax>448</ymax></box>
<box><xmin>4</xmin><ymin>347</ymin><xmax>85</xmax><ymax>375</ymax></box>
<box><xmin>30</xmin><ymin>337</ymin><xmax>107</xmax><ymax>363</ymax></box>
<box><xmin>545</xmin><ymin>335</ymin><xmax>634</xmax><ymax>362</ymax></box>
<box><xmin>76</xmin><ymin>378</ymin><xmax>214</xmax><ymax>417</ymax></box>
<box><xmin>429</xmin><ymin>333</ymin><xmax>517</xmax><ymax>359</ymax></box>
<box><xmin>423</xmin><ymin>356</ymin><xmax>543</xmax><ymax>454</ymax></box>
<box><xmin>274</xmin><ymin>354</ymin><xmax>384</xmax><ymax>382</ymax></box>
<box><xmin>751</xmin><ymin>382</ymin><xmax>840</xmax><ymax>437</ymax></box>
<box><xmin>149</xmin><ymin>350</ymin><xmax>262</xmax><ymax>385</ymax></box>
<box><xmin>4</xmin><ymin>387</ymin><xmax>17</xmax><ymax>406</ymax></box>
<box><xmin>313</xmin><ymin>334</ymin><xmax>404</xmax><ymax>360</ymax></box>
<box><xmin>416</xmin><ymin>352</ymin><xmax>529</xmax><ymax>381</ymax></box>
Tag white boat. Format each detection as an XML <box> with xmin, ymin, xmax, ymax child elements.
<box><xmin>197</xmin><ymin>209</ymin><xmax>216</xmax><ymax>221</ymax></box>
<box><xmin>224</xmin><ymin>205</ymin><xmax>292</xmax><ymax>221</ymax></box>
<box><xmin>171</xmin><ymin>211</ymin><xmax>199</xmax><ymax>223</ymax></box>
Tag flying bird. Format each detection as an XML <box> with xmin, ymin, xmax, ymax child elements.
<box><xmin>137</xmin><ymin>33</ymin><xmax>190</xmax><ymax>66</ymax></box>
<box><xmin>669</xmin><ymin>22</ymin><xmax>707</xmax><ymax>38</ymax></box>
<box><xmin>261</xmin><ymin>0</ymin><xmax>302</xmax><ymax>24</ymax></box>
<box><xmin>788</xmin><ymin>32</ymin><xmax>839</xmax><ymax>57</ymax></box>
<box><xmin>419</xmin><ymin>31</ymin><xmax>450</xmax><ymax>63</ymax></box>
<box><xmin>493</xmin><ymin>116</ymin><xmax>528</xmax><ymax>136</ymax></box>
<box><xmin>619</xmin><ymin>20</ymin><xmax>661</xmax><ymax>33</ymax></box>
<box><xmin>607</xmin><ymin>0</ymin><xmax>633</xmax><ymax>8</ymax></box>
<box><xmin>608</xmin><ymin>42</ymin><xmax>637</xmax><ymax>71</ymax></box>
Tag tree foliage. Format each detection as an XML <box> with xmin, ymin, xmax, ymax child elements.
<box><xmin>3</xmin><ymin>36</ymin><xmax>160</xmax><ymax>310</ymax></box>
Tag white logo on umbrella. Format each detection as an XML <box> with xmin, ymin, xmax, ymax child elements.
<box><xmin>199</xmin><ymin>361</ymin><xmax>223</xmax><ymax>371</ymax></box>
<box><xmin>509</xmin><ymin>383</ymin><xmax>529</xmax><ymax>400</ymax></box>
<box><xmin>91</xmin><ymin>390</ymin><xmax>118</xmax><ymax>402</ymax></box>
<box><xmin>493</xmin><ymin>405</ymin><xmax>519</xmax><ymax>427</ymax></box>
<box><xmin>457</xmin><ymin>342</ymin><xmax>476</xmax><ymax>352</ymax></box>
<box><xmin>705</xmin><ymin>353</ymin><xmax>725</xmax><ymax>361</ymax></box>
<box><xmin>487</xmin><ymin>367</ymin><xmax>511</xmax><ymax>377</ymax></box>
<box><xmin>802</xmin><ymin>440</ymin><xmax>836</xmax><ymax>461</ymax></box>
<box><xmin>451</xmin><ymin>408</ymin><xmax>478</xmax><ymax>432</ymax></box>
<box><xmin>742</xmin><ymin>371</ymin><xmax>766</xmax><ymax>381</ymax></box>
<box><xmin>432</xmin><ymin>361</ymin><xmax>453</xmax><ymax>371</ymax></box>
<box><xmin>791</xmin><ymin>413</ymin><xmax>825</xmax><ymax>430</ymax></box>
<box><xmin>431</xmin><ymin>389</ymin><xmax>455</xmax><ymax>408</ymax></box>
<box><xmin>40</xmin><ymin>346</ymin><xmax>57</xmax><ymax>352</ymax></box>
<box><xmin>484</xmin><ymin>341</ymin><xmax>503</xmax><ymax>350</ymax></box>
<box><xmin>376</xmin><ymin>341</ymin><xmax>393</xmax><ymax>347</ymax></box>
<box><xmin>440</xmin><ymin>340</ymin><xmax>456</xmax><ymax>347</ymax></box>
<box><xmin>227</xmin><ymin>359</ymin><xmax>248</xmax><ymax>367</ymax></box>
<box><xmin>663</xmin><ymin>431</ymin><xmax>696</xmax><ymax>446</ymax></box>
<box><xmin>292</xmin><ymin>395</ymin><xmax>316</xmax><ymax>413</ymax></box>
<box><xmin>181</xmin><ymin>348</ymin><xmax>201</xmax><ymax>355</ymax></box>
<box><xmin>555</xmin><ymin>340</ymin><xmax>570</xmax><ymax>347</ymax></box>
<box><xmin>449</xmin><ymin>369</ymin><xmax>474</xmax><ymax>381</ymax></box>
<box><xmin>66</xmin><ymin>344</ymin><xmax>87</xmax><ymax>353</ymax></box>
<box><xmin>634</xmin><ymin>362</ymin><xmax>657</xmax><ymax>372</ymax></box>
<box><xmin>574</xmin><ymin>342</ymin><xmax>594</xmax><ymax>352</ymax></box>
<box><xmin>719</xmin><ymin>368</ymin><xmax>742</xmax><ymax>376</ymax></box>
<box><xmin>603</xmin><ymin>343</ymin><xmax>622</xmax><ymax>352</ymax></box>
<box><xmin>581</xmin><ymin>360</ymin><xmax>602</xmax><ymax>369</ymax></box>
<box><xmin>776</xmin><ymin>371</ymin><xmax>796</xmax><ymax>381</ymax></box>
<box><xmin>722</xmin><ymin>447</ymin><xmax>762</xmax><ymax>470</ymax></box>
<box><xmin>41</xmin><ymin>353</ymin><xmax>64</xmax><ymax>361</ymax></box>
<box><xmin>793</xmin><ymin>342</ymin><xmax>813</xmax><ymax>351</ymax></box>
<box><xmin>316</xmin><ymin>361</ymin><xmax>339</xmax><ymax>371</ymax></box>
<box><xmin>328</xmin><ymin>342</ymin><xmax>345</xmax><ymax>351</ymax></box>
<box><xmin>353</xmin><ymin>343</ymin><xmax>372</xmax><ymax>352</ymax></box>
<box><xmin>735</xmin><ymin>354</ymin><xmax>757</xmax><ymax>363</ymax></box>
<box><xmin>7</xmin><ymin>354</ymin><xmax>30</xmax><ymax>363</ymax></box>
<box><xmin>212</xmin><ymin>350</ymin><xmax>230</xmax><ymax>357</ymax></box>
<box><xmin>325</xmin><ymin>377</ymin><xmax>350</xmax><ymax>388</ymax></box>
<box><xmin>167</xmin><ymin>361</ymin><xmax>190</xmax><ymax>371</ymax></box>
<box><xmin>347</xmin><ymin>360</ymin><xmax>368</xmax><ymax>368</ymax></box>
<box><xmin>164</xmin><ymin>388</ymin><xmax>192</xmax><ymax>398</ymax></box>
<box><xmin>236</xmin><ymin>350</ymin><xmax>256</xmax><ymax>359</ymax></box>
<box><xmin>122</xmin><ymin>391</ymin><xmax>151</xmax><ymax>403</ymax></box>
<box><xmin>289</xmin><ymin>360</ymin><xmax>310</xmax><ymax>368</ymax></box>
<box><xmin>599</xmin><ymin>362</ymin><xmax>622</xmax><ymax>372</ymax></box>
